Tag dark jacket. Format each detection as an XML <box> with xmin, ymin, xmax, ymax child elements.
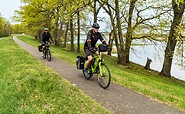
<box><xmin>84</xmin><ymin>29</ymin><xmax>106</xmax><ymax>49</ymax></box>
<box><xmin>41</xmin><ymin>32</ymin><xmax>53</xmax><ymax>42</ymax></box>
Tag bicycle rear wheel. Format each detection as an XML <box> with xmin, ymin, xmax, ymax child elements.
<box><xmin>97</xmin><ymin>63</ymin><xmax>111</xmax><ymax>89</ymax></box>
<box><xmin>47</xmin><ymin>49</ymin><xmax>51</xmax><ymax>61</ymax></box>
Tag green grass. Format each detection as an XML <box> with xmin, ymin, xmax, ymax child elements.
<box><xmin>17</xmin><ymin>35</ymin><xmax>185</xmax><ymax>112</ymax></box>
<box><xmin>0</xmin><ymin>37</ymin><xmax>109</xmax><ymax>113</ymax></box>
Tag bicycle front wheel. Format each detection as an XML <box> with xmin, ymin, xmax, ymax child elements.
<box><xmin>47</xmin><ymin>49</ymin><xmax>51</xmax><ymax>61</ymax></box>
<box><xmin>97</xmin><ymin>63</ymin><xmax>111</xmax><ymax>89</ymax></box>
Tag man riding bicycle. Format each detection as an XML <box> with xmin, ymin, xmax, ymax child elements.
<box><xmin>83</xmin><ymin>23</ymin><xmax>107</xmax><ymax>75</ymax></box>
<box><xmin>41</xmin><ymin>28</ymin><xmax>54</xmax><ymax>58</ymax></box>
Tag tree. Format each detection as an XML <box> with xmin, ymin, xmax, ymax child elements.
<box><xmin>77</xmin><ymin>8</ymin><xmax>81</xmax><ymax>53</ymax></box>
<box><xmin>53</xmin><ymin>0</ymin><xmax>63</xmax><ymax>46</ymax></box>
<box><xmin>63</xmin><ymin>22</ymin><xmax>69</xmax><ymax>48</ymax></box>
<box><xmin>125</xmin><ymin>0</ymin><xmax>137</xmax><ymax>63</ymax></box>
<box><xmin>70</xmin><ymin>14</ymin><xmax>75</xmax><ymax>51</ymax></box>
<box><xmin>161</xmin><ymin>0</ymin><xmax>185</xmax><ymax>77</ymax></box>
<box><xmin>115</xmin><ymin>0</ymin><xmax>125</xmax><ymax>64</ymax></box>
<box><xmin>98</xmin><ymin>0</ymin><xmax>121</xmax><ymax>63</ymax></box>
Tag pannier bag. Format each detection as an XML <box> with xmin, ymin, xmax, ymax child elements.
<box><xmin>38</xmin><ymin>45</ymin><xmax>42</xmax><ymax>52</ymax></box>
<box><xmin>76</xmin><ymin>56</ymin><xmax>85</xmax><ymax>69</ymax></box>
<box><xmin>99</xmin><ymin>44</ymin><xmax>108</xmax><ymax>52</ymax></box>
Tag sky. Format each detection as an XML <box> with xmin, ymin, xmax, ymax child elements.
<box><xmin>0</xmin><ymin>0</ymin><xmax>22</xmax><ymax>24</ymax></box>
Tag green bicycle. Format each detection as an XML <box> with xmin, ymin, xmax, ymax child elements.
<box><xmin>82</xmin><ymin>44</ymin><xmax>111</xmax><ymax>89</ymax></box>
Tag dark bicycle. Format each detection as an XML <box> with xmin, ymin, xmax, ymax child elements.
<box><xmin>76</xmin><ymin>44</ymin><xmax>111</xmax><ymax>89</ymax></box>
<box><xmin>38</xmin><ymin>41</ymin><xmax>52</xmax><ymax>61</ymax></box>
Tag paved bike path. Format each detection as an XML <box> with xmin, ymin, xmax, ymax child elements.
<box><xmin>13</xmin><ymin>36</ymin><xmax>184</xmax><ymax>114</ymax></box>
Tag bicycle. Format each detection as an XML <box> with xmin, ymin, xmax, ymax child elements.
<box><xmin>43</xmin><ymin>41</ymin><xmax>52</xmax><ymax>61</ymax></box>
<box><xmin>82</xmin><ymin>44</ymin><xmax>111</xmax><ymax>89</ymax></box>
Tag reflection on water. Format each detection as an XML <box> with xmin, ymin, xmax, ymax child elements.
<box><xmin>112</xmin><ymin>40</ymin><xmax>185</xmax><ymax>81</ymax></box>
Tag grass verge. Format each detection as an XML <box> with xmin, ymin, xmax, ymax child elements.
<box><xmin>0</xmin><ymin>37</ymin><xmax>109</xmax><ymax>113</ymax></box>
<box><xmin>17</xmin><ymin>35</ymin><xmax>185</xmax><ymax>111</ymax></box>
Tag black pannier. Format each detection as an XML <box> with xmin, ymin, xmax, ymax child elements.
<box><xmin>76</xmin><ymin>56</ymin><xmax>85</xmax><ymax>69</ymax></box>
<box><xmin>38</xmin><ymin>45</ymin><xmax>42</xmax><ymax>52</ymax></box>
<box><xmin>99</xmin><ymin>44</ymin><xmax>108</xmax><ymax>52</ymax></box>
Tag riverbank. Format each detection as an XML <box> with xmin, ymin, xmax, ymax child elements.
<box><xmin>17</xmin><ymin>35</ymin><xmax>185</xmax><ymax>111</ymax></box>
<box><xmin>111</xmin><ymin>39</ymin><xmax>185</xmax><ymax>81</ymax></box>
<box><xmin>0</xmin><ymin>37</ymin><xmax>109</xmax><ymax>113</ymax></box>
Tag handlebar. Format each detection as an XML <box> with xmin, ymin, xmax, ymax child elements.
<box><xmin>90</xmin><ymin>47</ymin><xmax>98</xmax><ymax>53</ymax></box>
<box><xmin>89</xmin><ymin>44</ymin><xmax>112</xmax><ymax>53</ymax></box>
<box><xmin>41</xmin><ymin>41</ymin><xmax>54</xmax><ymax>45</ymax></box>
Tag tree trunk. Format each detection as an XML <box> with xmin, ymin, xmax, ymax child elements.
<box><xmin>125</xmin><ymin>0</ymin><xmax>137</xmax><ymax>64</ymax></box>
<box><xmin>108</xmin><ymin>30</ymin><xmax>114</xmax><ymax>55</ymax></box>
<box><xmin>35</xmin><ymin>23</ymin><xmax>41</xmax><ymax>41</ymax></box>
<box><xmin>144</xmin><ymin>58</ymin><xmax>152</xmax><ymax>70</ymax></box>
<box><xmin>59</xmin><ymin>20</ymin><xmax>64</xmax><ymax>42</ymax></box>
<box><xmin>115</xmin><ymin>0</ymin><xmax>125</xmax><ymax>65</ymax></box>
<box><xmin>125</xmin><ymin>33</ymin><xmax>132</xmax><ymax>63</ymax></box>
<box><xmin>54</xmin><ymin>7</ymin><xmax>60</xmax><ymax>46</ymax></box>
<box><xmin>70</xmin><ymin>16</ymin><xmax>74</xmax><ymax>51</ymax></box>
<box><xmin>107</xmin><ymin>31</ymin><xmax>113</xmax><ymax>56</ymax></box>
<box><xmin>64</xmin><ymin>23</ymin><xmax>69</xmax><ymax>48</ymax></box>
<box><xmin>110</xmin><ymin>11</ymin><xmax>121</xmax><ymax>63</ymax></box>
<box><xmin>160</xmin><ymin>1</ymin><xmax>185</xmax><ymax>77</ymax></box>
<box><xmin>94</xmin><ymin>0</ymin><xmax>97</xmax><ymax>23</ymax></box>
<box><xmin>77</xmin><ymin>9</ymin><xmax>80</xmax><ymax>53</ymax></box>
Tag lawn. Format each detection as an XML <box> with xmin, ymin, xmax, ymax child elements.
<box><xmin>0</xmin><ymin>37</ymin><xmax>109</xmax><ymax>113</ymax></box>
<box><xmin>17</xmin><ymin>35</ymin><xmax>185</xmax><ymax>111</ymax></box>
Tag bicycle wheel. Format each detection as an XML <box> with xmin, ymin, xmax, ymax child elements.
<box><xmin>83</xmin><ymin>63</ymin><xmax>93</xmax><ymax>80</ymax></box>
<box><xmin>97</xmin><ymin>63</ymin><xmax>111</xmax><ymax>89</ymax></box>
<box><xmin>44</xmin><ymin>49</ymin><xmax>47</xmax><ymax>59</ymax></box>
<box><xmin>47</xmin><ymin>49</ymin><xmax>51</xmax><ymax>61</ymax></box>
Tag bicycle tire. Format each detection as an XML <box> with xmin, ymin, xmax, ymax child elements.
<box><xmin>44</xmin><ymin>49</ymin><xmax>47</xmax><ymax>59</ymax></box>
<box><xmin>47</xmin><ymin>49</ymin><xmax>51</xmax><ymax>61</ymax></box>
<box><xmin>97</xmin><ymin>63</ymin><xmax>111</xmax><ymax>89</ymax></box>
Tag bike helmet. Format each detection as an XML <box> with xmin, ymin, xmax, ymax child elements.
<box><xmin>44</xmin><ymin>28</ymin><xmax>49</xmax><ymax>31</ymax></box>
<box><xmin>92</xmin><ymin>23</ymin><xmax>100</xmax><ymax>29</ymax></box>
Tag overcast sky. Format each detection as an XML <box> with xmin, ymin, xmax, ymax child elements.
<box><xmin>0</xmin><ymin>0</ymin><xmax>22</xmax><ymax>23</ymax></box>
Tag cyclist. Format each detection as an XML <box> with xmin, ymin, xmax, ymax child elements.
<box><xmin>83</xmin><ymin>23</ymin><xmax>107</xmax><ymax>75</ymax></box>
<box><xmin>41</xmin><ymin>28</ymin><xmax>54</xmax><ymax>58</ymax></box>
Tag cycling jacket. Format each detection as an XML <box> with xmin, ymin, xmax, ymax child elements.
<box><xmin>84</xmin><ymin>29</ymin><xmax>106</xmax><ymax>49</ymax></box>
<box><xmin>41</xmin><ymin>32</ymin><xmax>53</xmax><ymax>42</ymax></box>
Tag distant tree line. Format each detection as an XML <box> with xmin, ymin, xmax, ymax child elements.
<box><xmin>0</xmin><ymin>13</ymin><xmax>26</xmax><ymax>37</ymax></box>
<box><xmin>0</xmin><ymin>13</ymin><xmax>12</xmax><ymax>37</ymax></box>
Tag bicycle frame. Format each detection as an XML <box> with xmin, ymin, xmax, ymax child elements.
<box><xmin>44</xmin><ymin>42</ymin><xmax>50</xmax><ymax>51</ymax></box>
<box><xmin>90</xmin><ymin>54</ymin><xmax>103</xmax><ymax>76</ymax></box>
<box><xmin>43</xmin><ymin>41</ymin><xmax>52</xmax><ymax>61</ymax></box>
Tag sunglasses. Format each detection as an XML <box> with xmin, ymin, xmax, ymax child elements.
<box><xmin>94</xmin><ymin>27</ymin><xmax>99</xmax><ymax>30</ymax></box>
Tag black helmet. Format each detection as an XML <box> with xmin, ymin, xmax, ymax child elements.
<box><xmin>92</xmin><ymin>23</ymin><xmax>100</xmax><ymax>29</ymax></box>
